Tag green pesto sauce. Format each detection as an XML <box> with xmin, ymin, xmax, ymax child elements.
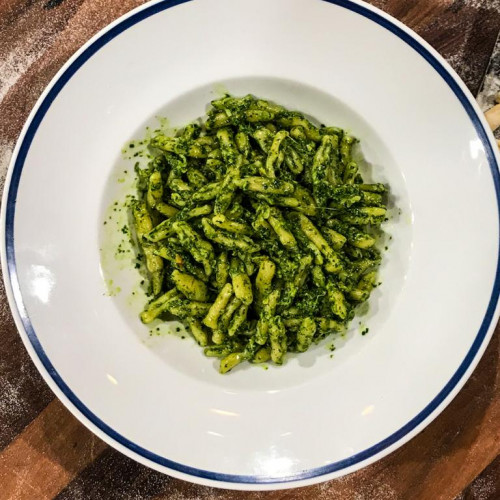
<box><xmin>359</xmin><ymin>322</ymin><xmax>370</xmax><ymax>335</ymax></box>
<box><xmin>109</xmin><ymin>95</ymin><xmax>392</xmax><ymax>373</ymax></box>
<box><xmin>146</xmin><ymin>322</ymin><xmax>187</xmax><ymax>338</ymax></box>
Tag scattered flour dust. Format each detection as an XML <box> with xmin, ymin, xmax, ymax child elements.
<box><xmin>463</xmin><ymin>474</ymin><xmax>497</xmax><ymax>500</ymax></box>
<box><xmin>150</xmin><ymin>477</ymin><xmax>397</xmax><ymax>500</ymax></box>
<box><xmin>0</xmin><ymin>377</ymin><xmax>31</xmax><ymax>429</ymax></box>
<box><xmin>453</xmin><ymin>0</ymin><xmax>500</xmax><ymax>10</ymax></box>
<box><xmin>0</xmin><ymin>31</ymin><xmax>45</xmax><ymax>102</ymax></box>
<box><xmin>0</xmin><ymin>140</ymin><xmax>14</xmax><ymax>188</ymax></box>
<box><xmin>463</xmin><ymin>0</ymin><xmax>500</xmax><ymax>7</ymax></box>
<box><xmin>0</xmin><ymin>277</ymin><xmax>30</xmax><ymax>442</ymax></box>
<box><xmin>156</xmin><ymin>487</ymin><xmax>264</xmax><ymax>500</ymax></box>
<box><xmin>0</xmin><ymin>0</ymin><xmax>67</xmax><ymax>104</ymax></box>
<box><xmin>149</xmin><ymin>484</ymin><xmax>271</xmax><ymax>500</ymax></box>
<box><xmin>477</xmin><ymin>31</ymin><xmax>500</xmax><ymax>111</ymax></box>
<box><xmin>316</xmin><ymin>475</ymin><xmax>398</xmax><ymax>500</ymax></box>
<box><xmin>477</xmin><ymin>71</ymin><xmax>500</xmax><ymax>111</ymax></box>
<box><xmin>150</xmin><ymin>479</ymin><xmax>398</xmax><ymax>500</ymax></box>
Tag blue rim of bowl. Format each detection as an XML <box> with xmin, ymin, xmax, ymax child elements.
<box><xmin>4</xmin><ymin>0</ymin><xmax>500</xmax><ymax>485</ymax></box>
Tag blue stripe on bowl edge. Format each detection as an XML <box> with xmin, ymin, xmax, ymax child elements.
<box><xmin>4</xmin><ymin>0</ymin><xmax>500</xmax><ymax>485</ymax></box>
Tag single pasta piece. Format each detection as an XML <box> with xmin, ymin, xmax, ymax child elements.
<box><xmin>203</xmin><ymin>283</ymin><xmax>233</xmax><ymax>329</ymax></box>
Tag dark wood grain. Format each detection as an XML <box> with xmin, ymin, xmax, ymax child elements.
<box><xmin>0</xmin><ymin>272</ymin><xmax>53</xmax><ymax>451</ymax></box>
<box><xmin>0</xmin><ymin>1</ymin><xmax>499</xmax><ymax>499</ymax></box>
<box><xmin>0</xmin><ymin>399</ymin><xmax>107</xmax><ymax>499</ymax></box>
<box><xmin>456</xmin><ymin>454</ymin><xmax>500</xmax><ymax>500</ymax></box>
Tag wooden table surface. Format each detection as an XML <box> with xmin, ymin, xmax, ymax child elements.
<box><xmin>0</xmin><ymin>1</ymin><xmax>499</xmax><ymax>499</ymax></box>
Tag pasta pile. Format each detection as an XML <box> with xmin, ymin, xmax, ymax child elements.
<box><xmin>131</xmin><ymin>95</ymin><xmax>388</xmax><ymax>373</ymax></box>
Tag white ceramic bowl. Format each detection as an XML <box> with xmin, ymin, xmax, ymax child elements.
<box><xmin>2</xmin><ymin>0</ymin><xmax>499</xmax><ymax>490</ymax></box>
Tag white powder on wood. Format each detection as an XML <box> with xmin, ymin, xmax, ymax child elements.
<box><xmin>0</xmin><ymin>33</ymin><xmax>45</xmax><ymax>103</ymax></box>
<box><xmin>0</xmin><ymin>139</ymin><xmax>13</xmax><ymax>189</ymax></box>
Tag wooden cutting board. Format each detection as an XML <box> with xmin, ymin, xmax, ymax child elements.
<box><xmin>0</xmin><ymin>1</ymin><xmax>499</xmax><ymax>498</ymax></box>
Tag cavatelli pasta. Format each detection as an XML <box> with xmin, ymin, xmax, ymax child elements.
<box><xmin>131</xmin><ymin>94</ymin><xmax>389</xmax><ymax>373</ymax></box>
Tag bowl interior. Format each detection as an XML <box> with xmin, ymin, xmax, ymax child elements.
<box><xmin>100</xmin><ymin>76</ymin><xmax>413</xmax><ymax>387</ymax></box>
